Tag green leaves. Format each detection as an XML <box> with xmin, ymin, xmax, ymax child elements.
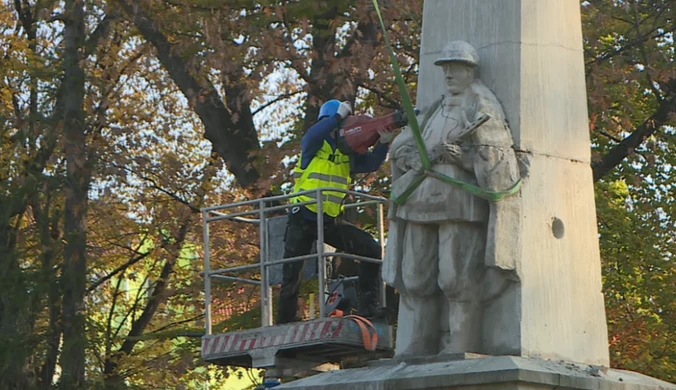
<box><xmin>583</xmin><ymin>3</ymin><xmax>676</xmax><ymax>378</ymax></box>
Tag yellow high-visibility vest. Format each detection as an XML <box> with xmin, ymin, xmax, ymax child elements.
<box><xmin>292</xmin><ymin>140</ymin><xmax>351</xmax><ymax>217</ymax></box>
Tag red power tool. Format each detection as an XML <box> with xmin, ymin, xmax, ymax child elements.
<box><xmin>336</xmin><ymin>110</ymin><xmax>411</xmax><ymax>155</ymax></box>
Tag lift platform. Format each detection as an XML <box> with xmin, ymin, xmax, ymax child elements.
<box><xmin>201</xmin><ymin>316</ymin><xmax>393</xmax><ymax>371</ymax></box>
<box><xmin>200</xmin><ymin>189</ymin><xmax>394</xmax><ymax>378</ymax></box>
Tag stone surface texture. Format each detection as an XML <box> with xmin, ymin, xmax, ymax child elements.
<box><xmin>276</xmin><ymin>356</ymin><xmax>676</xmax><ymax>390</ymax></box>
<box><xmin>388</xmin><ymin>0</ymin><xmax>609</xmax><ymax>366</ymax></box>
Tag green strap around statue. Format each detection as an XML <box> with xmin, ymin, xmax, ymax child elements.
<box><xmin>370</xmin><ymin>0</ymin><xmax>522</xmax><ymax>204</ymax></box>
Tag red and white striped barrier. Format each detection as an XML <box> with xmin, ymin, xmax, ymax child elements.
<box><xmin>202</xmin><ymin>318</ymin><xmax>345</xmax><ymax>357</ymax></box>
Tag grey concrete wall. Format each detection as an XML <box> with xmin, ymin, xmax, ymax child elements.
<box><xmin>408</xmin><ymin>0</ymin><xmax>609</xmax><ymax>366</ymax></box>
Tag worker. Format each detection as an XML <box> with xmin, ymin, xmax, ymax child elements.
<box><xmin>277</xmin><ymin>99</ymin><xmax>395</xmax><ymax>324</ymax></box>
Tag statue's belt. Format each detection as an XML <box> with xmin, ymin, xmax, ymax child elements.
<box><xmin>372</xmin><ymin>0</ymin><xmax>521</xmax><ymax>204</ymax></box>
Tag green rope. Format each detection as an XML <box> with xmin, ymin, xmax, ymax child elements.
<box><xmin>425</xmin><ymin>170</ymin><xmax>523</xmax><ymax>202</ymax></box>
<box><xmin>370</xmin><ymin>0</ymin><xmax>429</xmax><ymax>170</ymax></box>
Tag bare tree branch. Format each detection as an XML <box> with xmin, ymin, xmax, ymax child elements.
<box><xmin>593</xmin><ymin>94</ymin><xmax>676</xmax><ymax>181</ymax></box>
<box><xmin>87</xmin><ymin>250</ymin><xmax>151</xmax><ymax>293</ymax></box>
<box><xmin>252</xmin><ymin>90</ymin><xmax>304</xmax><ymax>116</ymax></box>
<box><xmin>149</xmin><ymin>313</ymin><xmax>205</xmax><ymax>335</ymax></box>
<box><xmin>599</xmin><ymin>130</ymin><xmax>623</xmax><ymax>143</ymax></box>
<box><xmin>84</xmin><ymin>12</ymin><xmax>118</xmax><ymax>58</ymax></box>
<box><xmin>104</xmin><ymin>273</ymin><xmax>125</xmax><ymax>360</ymax></box>
<box><xmin>110</xmin><ymin>162</ymin><xmax>200</xmax><ymax>212</ymax></box>
<box><xmin>358</xmin><ymin>83</ymin><xmax>401</xmax><ymax>109</ymax></box>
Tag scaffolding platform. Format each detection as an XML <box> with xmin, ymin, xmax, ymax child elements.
<box><xmin>202</xmin><ymin>317</ymin><xmax>393</xmax><ymax>370</ymax></box>
<box><xmin>200</xmin><ymin>188</ymin><xmax>392</xmax><ymax>377</ymax></box>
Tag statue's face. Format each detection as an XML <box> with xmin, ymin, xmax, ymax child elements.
<box><xmin>442</xmin><ymin>62</ymin><xmax>474</xmax><ymax>94</ymax></box>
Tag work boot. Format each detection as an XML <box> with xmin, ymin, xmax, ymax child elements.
<box><xmin>355</xmin><ymin>292</ymin><xmax>388</xmax><ymax>319</ymax></box>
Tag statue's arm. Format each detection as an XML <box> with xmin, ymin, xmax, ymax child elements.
<box><xmin>440</xmin><ymin>109</ymin><xmax>489</xmax><ymax>172</ymax></box>
<box><xmin>392</xmin><ymin>145</ymin><xmax>417</xmax><ymax>171</ymax></box>
<box><xmin>391</xmin><ymin>100</ymin><xmax>444</xmax><ymax>172</ymax></box>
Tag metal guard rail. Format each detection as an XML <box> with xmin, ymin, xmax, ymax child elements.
<box><xmin>201</xmin><ymin>187</ymin><xmax>388</xmax><ymax>335</ymax></box>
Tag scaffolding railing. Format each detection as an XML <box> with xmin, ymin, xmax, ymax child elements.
<box><xmin>201</xmin><ymin>188</ymin><xmax>388</xmax><ymax>336</ymax></box>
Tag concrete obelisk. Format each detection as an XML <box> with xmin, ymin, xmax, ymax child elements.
<box><xmin>393</xmin><ymin>0</ymin><xmax>610</xmax><ymax>365</ymax></box>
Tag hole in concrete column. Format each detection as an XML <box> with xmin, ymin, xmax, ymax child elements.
<box><xmin>552</xmin><ymin>217</ymin><xmax>565</xmax><ymax>239</ymax></box>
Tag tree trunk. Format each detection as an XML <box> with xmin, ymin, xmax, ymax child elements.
<box><xmin>0</xmin><ymin>221</ymin><xmax>28</xmax><ymax>389</ymax></box>
<box><xmin>115</xmin><ymin>0</ymin><xmax>261</xmax><ymax>189</ymax></box>
<box><xmin>60</xmin><ymin>0</ymin><xmax>89</xmax><ymax>388</ymax></box>
<box><xmin>32</xmin><ymin>189</ymin><xmax>63</xmax><ymax>388</ymax></box>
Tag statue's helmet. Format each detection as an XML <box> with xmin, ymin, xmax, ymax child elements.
<box><xmin>434</xmin><ymin>41</ymin><xmax>479</xmax><ymax>67</ymax></box>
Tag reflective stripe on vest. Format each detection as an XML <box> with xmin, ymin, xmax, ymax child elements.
<box><xmin>307</xmin><ymin>172</ymin><xmax>349</xmax><ymax>186</ymax></box>
<box><xmin>292</xmin><ymin>141</ymin><xmax>351</xmax><ymax>217</ymax></box>
<box><xmin>293</xmin><ymin>172</ymin><xmax>349</xmax><ymax>186</ymax></box>
<box><xmin>296</xmin><ymin>188</ymin><xmax>345</xmax><ymax>205</ymax></box>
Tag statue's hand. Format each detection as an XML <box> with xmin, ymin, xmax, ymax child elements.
<box><xmin>406</xmin><ymin>154</ymin><xmax>424</xmax><ymax>173</ymax></box>
<box><xmin>443</xmin><ymin>143</ymin><xmax>463</xmax><ymax>164</ymax></box>
<box><xmin>399</xmin><ymin>145</ymin><xmax>444</xmax><ymax>173</ymax></box>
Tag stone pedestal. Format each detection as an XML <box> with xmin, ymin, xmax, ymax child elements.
<box><xmin>394</xmin><ymin>0</ymin><xmax>609</xmax><ymax>366</ymax></box>
<box><xmin>276</xmin><ymin>356</ymin><xmax>676</xmax><ymax>390</ymax></box>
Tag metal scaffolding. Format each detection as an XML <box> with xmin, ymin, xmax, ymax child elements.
<box><xmin>201</xmin><ymin>188</ymin><xmax>387</xmax><ymax>335</ymax></box>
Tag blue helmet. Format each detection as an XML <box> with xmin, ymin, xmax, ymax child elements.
<box><xmin>317</xmin><ymin>99</ymin><xmax>341</xmax><ymax>120</ymax></box>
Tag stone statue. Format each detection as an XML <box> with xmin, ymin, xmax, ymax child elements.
<box><xmin>383</xmin><ymin>40</ymin><xmax>523</xmax><ymax>357</ymax></box>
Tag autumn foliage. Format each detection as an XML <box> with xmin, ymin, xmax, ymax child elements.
<box><xmin>0</xmin><ymin>0</ymin><xmax>674</xmax><ymax>389</ymax></box>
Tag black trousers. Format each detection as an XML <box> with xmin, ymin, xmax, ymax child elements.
<box><xmin>277</xmin><ymin>209</ymin><xmax>382</xmax><ymax>324</ymax></box>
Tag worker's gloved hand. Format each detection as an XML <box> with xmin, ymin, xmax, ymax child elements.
<box><xmin>336</xmin><ymin>101</ymin><xmax>352</xmax><ymax>119</ymax></box>
<box><xmin>378</xmin><ymin>130</ymin><xmax>395</xmax><ymax>144</ymax></box>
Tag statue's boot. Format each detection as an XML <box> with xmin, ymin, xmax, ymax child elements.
<box><xmin>439</xmin><ymin>300</ymin><xmax>482</xmax><ymax>355</ymax></box>
<box><xmin>397</xmin><ymin>295</ymin><xmax>440</xmax><ymax>357</ymax></box>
